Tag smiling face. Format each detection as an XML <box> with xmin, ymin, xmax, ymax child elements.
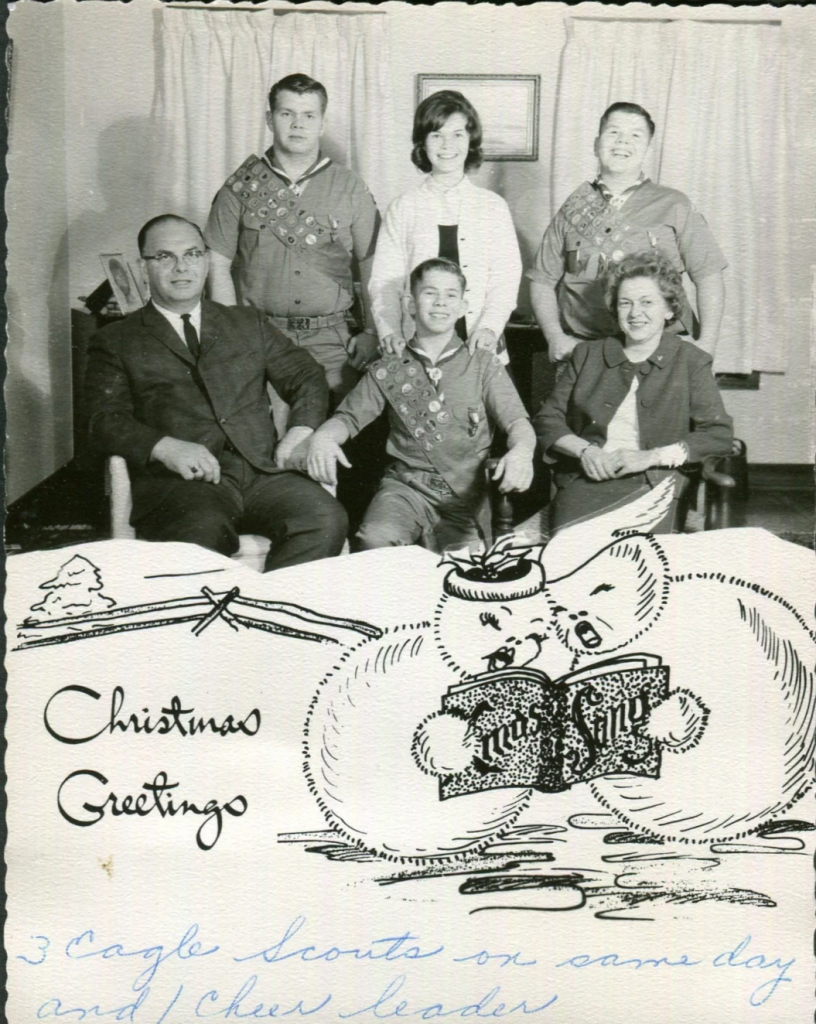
<box><xmin>267</xmin><ymin>89</ymin><xmax>325</xmax><ymax>160</ymax></box>
<box><xmin>424</xmin><ymin>112</ymin><xmax>470</xmax><ymax>179</ymax></box>
<box><xmin>616</xmin><ymin>275</ymin><xmax>674</xmax><ymax>347</ymax></box>
<box><xmin>595</xmin><ymin>110</ymin><xmax>652</xmax><ymax>179</ymax></box>
<box><xmin>408</xmin><ymin>267</ymin><xmax>467</xmax><ymax>339</ymax></box>
<box><xmin>434</xmin><ymin>590</ymin><xmax>554</xmax><ymax>680</ymax></box>
<box><xmin>140</xmin><ymin>219</ymin><xmax>208</xmax><ymax>314</ymax></box>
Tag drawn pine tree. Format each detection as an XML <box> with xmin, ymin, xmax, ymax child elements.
<box><xmin>30</xmin><ymin>555</ymin><xmax>115</xmax><ymax>618</ymax></box>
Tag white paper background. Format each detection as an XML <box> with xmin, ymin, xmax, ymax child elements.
<box><xmin>6</xmin><ymin>532</ymin><xmax>814</xmax><ymax>1022</ymax></box>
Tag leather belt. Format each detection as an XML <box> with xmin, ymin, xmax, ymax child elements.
<box><xmin>266</xmin><ymin>311</ymin><xmax>349</xmax><ymax>332</ymax></box>
<box><xmin>392</xmin><ymin>465</ymin><xmax>453</xmax><ymax>497</ymax></box>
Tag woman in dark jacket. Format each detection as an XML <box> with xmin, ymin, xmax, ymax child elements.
<box><xmin>533</xmin><ymin>250</ymin><xmax>733</xmax><ymax>535</ymax></box>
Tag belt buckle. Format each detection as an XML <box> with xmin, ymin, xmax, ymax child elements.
<box><xmin>289</xmin><ymin>316</ymin><xmax>312</xmax><ymax>331</ymax></box>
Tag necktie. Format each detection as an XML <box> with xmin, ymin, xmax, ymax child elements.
<box><xmin>181</xmin><ymin>313</ymin><xmax>200</xmax><ymax>360</ymax></box>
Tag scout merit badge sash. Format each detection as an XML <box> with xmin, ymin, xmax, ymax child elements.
<box><xmin>561</xmin><ymin>180</ymin><xmax>659</xmax><ymax>281</ymax></box>
<box><xmin>368</xmin><ymin>353</ymin><xmax>492</xmax><ymax>535</ymax></box>
<box><xmin>225</xmin><ymin>155</ymin><xmax>352</xmax><ymax>289</ymax></box>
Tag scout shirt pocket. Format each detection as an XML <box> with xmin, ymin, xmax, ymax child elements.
<box><xmin>564</xmin><ymin>231</ymin><xmax>592</xmax><ymax>278</ymax></box>
<box><xmin>302</xmin><ymin>211</ymin><xmax>342</xmax><ymax>250</ymax></box>
<box><xmin>645</xmin><ymin>224</ymin><xmax>683</xmax><ymax>268</ymax></box>
<box><xmin>239</xmin><ymin>206</ymin><xmax>265</xmax><ymax>261</ymax></box>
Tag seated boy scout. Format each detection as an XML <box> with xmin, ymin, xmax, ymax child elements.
<box><xmin>305</xmin><ymin>258</ymin><xmax>535</xmax><ymax>553</ymax></box>
<box><xmin>205</xmin><ymin>72</ymin><xmax>381</xmax><ymax>401</ymax></box>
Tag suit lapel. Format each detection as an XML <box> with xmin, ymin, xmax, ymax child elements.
<box><xmin>198</xmin><ymin>301</ymin><xmax>222</xmax><ymax>361</ymax></box>
<box><xmin>141</xmin><ymin>302</ymin><xmax>196</xmax><ymax>365</ymax></box>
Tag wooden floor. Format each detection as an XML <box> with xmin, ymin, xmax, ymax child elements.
<box><xmin>5</xmin><ymin>460</ymin><xmax>815</xmax><ymax>555</ymax></box>
<box><xmin>742</xmin><ymin>487</ymin><xmax>815</xmax><ymax>543</ymax></box>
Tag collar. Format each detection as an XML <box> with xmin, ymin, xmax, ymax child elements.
<box><xmin>264</xmin><ymin>148</ymin><xmax>332</xmax><ymax>188</ymax></box>
<box><xmin>150</xmin><ymin>299</ymin><xmax>202</xmax><ymax>329</ymax></box>
<box><xmin>407</xmin><ymin>335</ymin><xmax>464</xmax><ymax>368</ymax></box>
<box><xmin>422</xmin><ymin>174</ymin><xmax>470</xmax><ymax>195</ymax></box>
<box><xmin>593</xmin><ymin>173</ymin><xmax>649</xmax><ymax>201</ymax></box>
<box><xmin>602</xmin><ymin>331</ymin><xmax>681</xmax><ymax>370</ymax></box>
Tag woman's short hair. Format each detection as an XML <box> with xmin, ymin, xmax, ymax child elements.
<box><xmin>604</xmin><ymin>250</ymin><xmax>685</xmax><ymax>321</ymax></box>
<box><xmin>411</xmin><ymin>90</ymin><xmax>483</xmax><ymax>173</ymax></box>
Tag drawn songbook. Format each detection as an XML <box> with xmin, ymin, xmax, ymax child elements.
<box><xmin>440</xmin><ymin>655</ymin><xmax>670</xmax><ymax>798</ymax></box>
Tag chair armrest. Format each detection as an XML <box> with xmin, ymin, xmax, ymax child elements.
<box><xmin>108</xmin><ymin>455</ymin><xmax>137</xmax><ymax>539</ymax></box>
<box><xmin>485</xmin><ymin>457</ymin><xmax>514</xmax><ymax>540</ymax></box>
<box><xmin>700</xmin><ymin>454</ymin><xmax>737</xmax><ymax>531</ymax></box>
<box><xmin>701</xmin><ymin>455</ymin><xmax>736</xmax><ymax>491</ymax></box>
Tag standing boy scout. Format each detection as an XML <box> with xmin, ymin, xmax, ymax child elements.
<box><xmin>306</xmin><ymin>258</ymin><xmax>535</xmax><ymax>553</ymax></box>
<box><xmin>205</xmin><ymin>73</ymin><xmax>381</xmax><ymax>400</ymax></box>
<box><xmin>529</xmin><ymin>102</ymin><xmax>726</xmax><ymax>364</ymax></box>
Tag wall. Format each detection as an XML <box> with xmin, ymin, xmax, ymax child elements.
<box><xmin>5</xmin><ymin>1</ymin><xmax>814</xmax><ymax>507</ymax></box>
<box><xmin>6</xmin><ymin>2</ymin><xmax>71</xmax><ymax>504</ymax></box>
<box><xmin>723</xmin><ymin>6</ymin><xmax>815</xmax><ymax>465</ymax></box>
<box><xmin>381</xmin><ymin>1</ymin><xmax>567</xmax><ymax>301</ymax></box>
<box><xmin>5</xmin><ymin>0</ymin><xmax>155</xmax><ymax>504</ymax></box>
<box><xmin>63</xmin><ymin>1</ymin><xmax>156</xmax><ymax>312</ymax></box>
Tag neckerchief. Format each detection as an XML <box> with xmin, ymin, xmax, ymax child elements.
<box><xmin>406</xmin><ymin>337</ymin><xmax>462</xmax><ymax>401</ymax></box>
<box><xmin>263</xmin><ymin>148</ymin><xmax>333</xmax><ymax>194</ymax></box>
<box><xmin>593</xmin><ymin>174</ymin><xmax>648</xmax><ymax>210</ymax></box>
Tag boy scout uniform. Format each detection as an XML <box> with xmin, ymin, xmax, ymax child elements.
<box><xmin>527</xmin><ymin>178</ymin><xmax>726</xmax><ymax>342</ymax></box>
<box><xmin>332</xmin><ymin>340</ymin><xmax>530</xmax><ymax>552</ymax></box>
<box><xmin>205</xmin><ymin>149</ymin><xmax>380</xmax><ymax>399</ymax></box>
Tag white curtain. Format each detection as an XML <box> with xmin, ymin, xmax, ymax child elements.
<box><xmin>553</xmin><ymin>18</ymin><xmax>788</xmax><ymax>374</ymax></box>
<box><xmin>150</xmin><ymin>9</ymin><xmax>391</xmax><ymax>229</ymax></box>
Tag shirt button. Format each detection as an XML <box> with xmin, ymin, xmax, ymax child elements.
<box><xmin>294</xmin><ymin>270</ymin><xmax>301</xmax><ymax>276</ymax></box>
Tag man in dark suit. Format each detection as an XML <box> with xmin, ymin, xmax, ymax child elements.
<box><xmin>86</xmin><ymin>214</ymin><xmax>348</xmax><ymax>571</ymax></box>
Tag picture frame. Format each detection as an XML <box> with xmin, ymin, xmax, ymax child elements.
<box><xmin>100</xmin><ymin>252</ymin><xmax>146</xmax><ymax>313</ymax></box>
<box><xmin>416</xmin><ymin>74</ymin><xmax>540</xmax><ymax>161</ymax></box>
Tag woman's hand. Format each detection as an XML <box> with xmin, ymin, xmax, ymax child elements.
<box><xmin>467</xmin><ymin>327</ymin><xmax>497</xmax><ymax>355</ymax></box>
<box><xmin>580</xmin><ymin>444</ymin><xmax>623</xmax><ymax>481</ymax></box>
<box><xmin>380</xmin><ymin>333</ymin><xmax>406</xmax><ymax>358</ymax></box>
<box><xmin>547</xmin><ymin>330</ymin><xmax>579</xmax><ymax>364</ymax></box>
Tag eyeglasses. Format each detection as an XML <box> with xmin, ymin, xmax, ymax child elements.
<box><xmin>141</xmin><ymin>249</ymin><xmax>208</xmax><ymax>267</ymax></box>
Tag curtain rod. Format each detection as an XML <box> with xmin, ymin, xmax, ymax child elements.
<box><xmin>570</xmin><ymin>16</ymin><xmax>782</xmax><ymax>25</ymax></box>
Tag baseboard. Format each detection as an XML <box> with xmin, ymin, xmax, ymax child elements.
<box><xmin>747</xmin><ymin>464</ymin><xmax>815</xmax><ymax>492</ymax></box>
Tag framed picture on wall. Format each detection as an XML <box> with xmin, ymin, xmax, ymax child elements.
<box><xmin>100</xmin><ymin>252</ymin><xmax>146</xmax><ymax>313</ymax></box>
<box><xmin>416</xmin><ymin>74</ymin><xmax>540</xmax><ymax>161</ymax></box>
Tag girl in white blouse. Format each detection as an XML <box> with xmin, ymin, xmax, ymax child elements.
<box><xmin>370</xmin><ymin>91</ymin><xmax>522</xmax><ymax>360</ymax></box>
